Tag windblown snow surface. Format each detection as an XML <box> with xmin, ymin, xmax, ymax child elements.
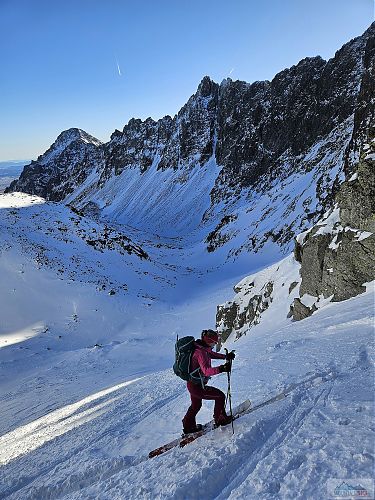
<box><xmin>0</xmin><ymin>193</ymin><xmax>374</xmax><ymax>499</ymax></box>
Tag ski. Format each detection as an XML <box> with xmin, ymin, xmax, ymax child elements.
<box><xmin>149</xmin><ymin>399</ymin><xmax>251</xmax><ymax>458</ymax></box>
<box><xmin>148</xmin><ymin>370</ymin><xmax>335</xmax><ymax>459</ymax></box>
<box><xmin>176</xmin><ymin>394</ymin><xmax>290</xmax><ymax>449</ymax></box>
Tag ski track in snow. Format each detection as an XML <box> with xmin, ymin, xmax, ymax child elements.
<box><xmin>1</xmin><ymin>293</ymin><xmax>373</xmax><ymax>500</ymax></box>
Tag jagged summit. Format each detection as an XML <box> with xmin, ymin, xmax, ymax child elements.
<box><xmin>6</xmin><ymin>24</ymin><xmax>374</xmax><ymax>250</ymax></box>
<box><xmin>34</xmin><ymin>127</ymin><xmax>102</xmax><ymax>167</ymax></box>
<box><xmin>197</xmin><ymin>75</ymin><xmax>218</xmax><ymax>97</ymax></box>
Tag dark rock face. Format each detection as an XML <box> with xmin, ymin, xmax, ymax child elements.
<box><xmin>212</xmin><ymin>25</ymin><xmax>373</xmax><ymax>199</ymax></box>
<box><xmin>161</xmin><ymin>76</ymin><xmax>219</xmax><ymax>170</ymax></box>
<box><xmin>297</xmin><ymin>228</ymin><xmax>332</xmax><ymax>297</ymax></box>
<box><xmin>289</xmin><ymin>25</ymin><xmax>375</xmax><ymax>317</ymax></box>
<box><xmin>206</xmin><ymin>214</ymin><xmax>238</xmax><ymax>252</ymax></box>
<box><xmin>99</xmin><ymin>75</ymin><xmax>219</xmax><ymax>185</ymax></box>
<box><xmin>292</xmin><ymin>137</ymin><xmax>375</xmax><ymax>316</ymax></box>
<box><xmin>322</xmin><ymin>229</ymin><xmax>374</xmax><ymax>301</ymax></box>
<box><xmin>338</xmin><ymin>148</ymin><xmax>375</xmax><ymax>233</ymax></box>
<box><xmin>295</xmin><ymin>226</ymin><xmax>374</xmax><ymax>305</ymax></box>
<box><xmin>7</xmin><ymin>24</ymin><xmax>374</xmax><ymax>215</ymax></box>
<box><xmin>214</xmin><ymin>56</ymin><xmax>328</xmax><ymax>190</ymax></box>
<box><xmin>101</xmin><ymin>116</ymin><xmax>174</xmax><ymax>182</ymax></box>
<box><xmin>344</xmin><ymin>26</ymin><xmax>375</xmax><ymax>174</ymax></box>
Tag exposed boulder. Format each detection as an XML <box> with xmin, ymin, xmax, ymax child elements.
<box><xmin>217</xmin><ymin>281</ymin><xmax>274</xmax><ymax>342</ymax></box>
<box><xmin>288</xmin><ymin>298</ymin><xmax>317</xmax><ymax>321</ymax></box>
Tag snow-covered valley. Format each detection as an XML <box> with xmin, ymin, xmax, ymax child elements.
<box><xmin>0</xmin><ymin>192</ymin><xmax>374</xmax><ymax>499</ymax></box>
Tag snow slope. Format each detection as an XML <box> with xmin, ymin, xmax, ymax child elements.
<box><xmin>0</xmin><ymin>285</ymin><xmax>373</xmax><ymax>499</ymax></box>
<box><xmin>67</xmin><ymin>154</ymin><xmax>222</xmax><ymax>238</ymax></box>
<box><xmin>0</xmin><ymin>192</ymin><xmax>373</xmax><ymax>499</ymax></box>
<box><xmin>65</xmin><ymin>115</ymin><xmax>353</xmax><ymax>266</ymax></box>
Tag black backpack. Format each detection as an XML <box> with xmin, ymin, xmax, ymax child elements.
<box><xmin>173</xmin><ymin>336</ymin><xmax>196</xmax><ymax>381</ymax></box>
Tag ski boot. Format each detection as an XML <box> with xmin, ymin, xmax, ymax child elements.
<box><xmin>182</xmin><ymin>423</ymin><xmax>203</xmax><ymax>435</ymax></box>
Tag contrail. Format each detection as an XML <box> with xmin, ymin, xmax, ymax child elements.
<box><xmin>229</xmin><ymin>68</ymin><xmax>234</xmax><ymax>76</ymax></box>
<box><xmin>116</xmin><ymin>58</ymin><xmax>122</xmax><ymax>77</ymax></box>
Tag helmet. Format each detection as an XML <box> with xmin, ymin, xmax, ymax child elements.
<box><xmin>201</xmin><ymin>329</ymin><xmax>219</xmax><ymax>344</ymax></box>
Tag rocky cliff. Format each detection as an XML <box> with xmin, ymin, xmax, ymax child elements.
<box><xmin>216</xmin><ymin>115</ymin><xmax>374</xmax><ymax>339</ymax></box>
<box><xmin>289</xmin><ymin>28</ymin><xmax>374</xmax><ymax>320</ymax></box>
<box><xmin>217</xmin><ymin>142</ymin><xmax>374</xmax><ymax>338</ymax></box>
<box><xmin>290</xmin><ymin>134</ymin><xmax>375</xmax><ymax>320</ymax></box>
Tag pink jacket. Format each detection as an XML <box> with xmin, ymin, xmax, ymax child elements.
<box><xmin>189</xmin><ymin>340</ymin><xmax>226</xmax><ymax>385</ymax></box>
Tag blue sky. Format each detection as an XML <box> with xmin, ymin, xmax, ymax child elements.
<box><xmin>0</xmin><ymin>0</ymin><xmax>373</xmax><ymax>161</ymax></box>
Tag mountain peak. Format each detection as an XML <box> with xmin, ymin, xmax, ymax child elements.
<box><xmin>55</xmin><ymin>128</ymin><xmax>102</xmax><ymax>148</ymax></box>
<box><xmin>197</xmin><ymin>75</ymin><xmax>218</xmax><ymax>97</ymax></box>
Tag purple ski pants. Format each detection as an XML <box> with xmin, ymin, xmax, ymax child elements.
<box><xmin>182</xmin><ymin>381</ymin><xmax>226</xmax><ymax>429</ymax></box>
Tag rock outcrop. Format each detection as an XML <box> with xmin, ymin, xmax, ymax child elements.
<box><xmin>292</xmin><ymin>137</ymin><xmax>375</xmax><ymax>318</ymax></box>
<box><xmin>216</xmin><ymin>58</ymin><xmax>374</xmax><ymax>336</ymax></box>
<box><xmin>216</xmin><ymin>256</ymin><xmax>300</xmax><ymax>341</ymax></box>
<box><xmin>217</xmin><ymin>134</ymin><xmax>374</xmax><ymax>339</ymax></box>
<box><xmin>217</xmin><ymin>281</ymin><xmax>274</xmax><ymax>342</ymax></box>
<box><xmin>290</xmin><ymin>27</ymin><xmax>374</xmax><ymax>318</ymax></box>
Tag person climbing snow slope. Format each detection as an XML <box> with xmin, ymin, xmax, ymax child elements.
<box><xmin>182</xmin><ymin>329</ymin><xmax>236</xmax><ymax>434</ymax></box>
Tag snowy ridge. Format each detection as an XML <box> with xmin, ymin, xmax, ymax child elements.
<box><xmin>62</xmin><ymin>112</ymin><xmax>354</xmax><ymax>272</ymax></box>
<box><xmin>7</xmin><ymin>25</ymin><xmax>373</xmax><ymax>254</ymax></box>
<box><xmin>39</xmin><ymin>128</ymin><xmax>103</xmax><ymax>166</ymax></box>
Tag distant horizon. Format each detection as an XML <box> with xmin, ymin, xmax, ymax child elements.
<box><xmin>1</xmin><ymin>0</ymin><xmax>373</xmax><ymax>161</ymax></box>
<box><xmin>0</xmin><ymin>159</ymin><xmax>31</xmax><ymax>165</ymax></box>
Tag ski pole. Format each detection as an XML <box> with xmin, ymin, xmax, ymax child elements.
<box><xmin>224</xmin><ymin>349</ymin><xmax>235</xmax><ymax>404</ymax></box>
<box><xmin>224</xmin><ymin>348</ymin><xmax>230</xmax><ymax>404</ymax></box>
<box><xmin>225</xmin><ymin>348</ymin><xmax>235</xmax><ymax>434</ymax></box>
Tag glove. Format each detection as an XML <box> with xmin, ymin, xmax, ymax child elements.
<box><xmin>225</xmin><ymin>350</ymin><xmax>236</xmax><ymax>361</ymax></box>
<box><xmin>219</xmin><ymin>362</ymin><xmax>231</xmax><ymax>373</ymax></box>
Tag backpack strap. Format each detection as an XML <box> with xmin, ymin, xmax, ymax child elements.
<box><xmin>189</xmin><ymin>367</ymin><xmax>207</xmax><ymax>389</ymax></box>
<box><xmin>188</xmin><ymin>344</ymin><xmax>208</xmax><ymax>389</ymax></box>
